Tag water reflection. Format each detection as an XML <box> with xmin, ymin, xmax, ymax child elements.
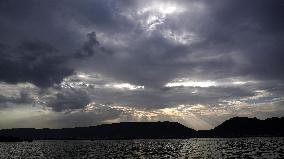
<box><xmin>0</xmin><ymin>138</ymin><xmax>283</xmax><ymax>158</ymax></box>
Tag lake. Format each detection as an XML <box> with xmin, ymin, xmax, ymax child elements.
<box><xmin>0</xmin><ymin>138</ymin><xmax>283</xmax><ymax>158</ymax></box>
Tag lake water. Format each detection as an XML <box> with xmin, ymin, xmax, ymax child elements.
<box><xmin>0</xmin><ymin>138</ymin><xmax>283</xmax><ymax>158</ymax></box>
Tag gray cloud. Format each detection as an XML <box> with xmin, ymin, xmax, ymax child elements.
<box><xmin>41</xmin><ymin>104</ymin><xmax>124</xmax><ymax>128</ymax></box>
<box><xmin>70</xmin><ymin>0</ymin><xmax>284</xmax><ymax>88</ymax></box>
<box><xmin>45</xmin><ymin>88</ymin><xmax>92</xmax><ymax>112</ymax></box>
<box><xmin>0</xmin><ymin>0</ymin><xmax>283</xmax><ymax>129</ymax></box>
<box><xmin>1</xmin><ymin>0</ymin><xmax>283</xmax><ymax>87</ymax></box>
<box><xmin>90</xmin><ymin>85</ymin><xmax>255</xmax><ymax>110</ymax></box>
<box><xmin>0</xmin><ymin>41</ymin><xmax>73</xmax><ymax>87</ymax></box>
<box><xmin>0</xmin><ymin>91</ymin><xmax>33</xmax><ymax>105</ymax></box>
<box><xmin>75</xmin><ymin>32</ymin><xmax>112</xmax><ymax>58</ymax></box>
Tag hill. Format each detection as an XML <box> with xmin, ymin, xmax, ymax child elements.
<box><xmin>1</xmin><ymin>117</ymin><xmax>284</xmax><ymax>141</ymax></box>
<box><xmin>0</xmin><ymin>121</ymin><xmax>196</xmax><ymax>140</ymax></box>
<box><xmin>209</xmin><ymin>117</ymin><xmax>284</xmax><ymax>137</ymax></box>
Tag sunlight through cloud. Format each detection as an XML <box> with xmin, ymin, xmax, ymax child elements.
<box><xmin>165</xmin><ymin>80</ymin><xmax>216</xmax><ymax>88</ymax></box>
<box><xmin>105</xmin><ymin>83</ymin><xmax>144</xmax><ymax>90</ymax></box>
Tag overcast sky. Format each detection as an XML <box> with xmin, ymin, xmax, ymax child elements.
<box><xmin>0</xmin><ymin>0</ymin><xmax>283</xmax><ymax>130</ymax></box>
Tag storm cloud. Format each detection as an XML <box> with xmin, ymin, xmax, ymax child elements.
<box><xmin>45</xmin><ymin>88</ymin><xmax>92</xmax><ymax>112</ymax></box>
<box><xmin>0</xmin><ymin>41</ymin><xmax>73</xmax><ymax>87</ymax></box>
<box><xmin>0</xmin><ymin>0</ymin><xmax>283</xmax><ymax>129</ymax></box>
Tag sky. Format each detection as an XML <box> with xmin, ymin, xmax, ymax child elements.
<box><xmin>0</xmin><ymin>0</ymin><xmax>283</xmax><ymax>130</ymax></box>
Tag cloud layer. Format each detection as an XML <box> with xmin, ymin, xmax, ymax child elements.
<box><xmin>0</xmin><ymin>0</ymin><xmax>283</xmax><ymax>129</ymax></box>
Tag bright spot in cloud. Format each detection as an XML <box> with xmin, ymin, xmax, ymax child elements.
<box><xmin>137</xmin><ymin>2</ymin><xmax>185</xmax><ymax>32</ymax></box>
<box><xmin>233</xmin><ymin>81</ymin><xmax>247</xmax><ymax>85</ymax></box>
<box><xmin>161</xmin><ymin>108</ymin><xmax>181</xmax><ymax>116</ymax></box>
<box><xmin>138</xmin><ymin>2</ymin><xmax>184</xmax><ymax>15</ymax></box>
<box><xmin>84</xmin><ymin>102</ymin><xmax>95</xmax><ymax>112</ymax></box>
<box><xmin>166</xmin><ymin>80</ymin><xmax>216</xmax><ymax>88</ymax></box>
<box><xmin>105</xmin><ymin>83</ymin><xmax>144</xmax><ymax>90</ymax></box>
<box><xmin>77</xmin><ymin>74</ymin><xmax>88</xmax><ymax>79</ymax></box>
<box><xmin>157</xmin><ymin>4</ymin><xmax>177</xmax><ymax>14</ymax></box>
<box><xmin>162</xmin><ymin>30</ymin><xmax>200</xmax><ymax>45</ymax></box>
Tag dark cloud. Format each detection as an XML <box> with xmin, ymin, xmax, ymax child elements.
<box><xmin>71</xmin><ymin>0</ymin><xmax>284</xmax><ymax>88</ymax></box>
<box><xmin>87</xmin><ymin>85</ymin><xmax>255</xmax><ymax>110</ymax></box>
<box><xmin>0</xmin><ymin>41</ymin><xmax>73</xmax><ymax>87</ymax></box>
<box><xmin>194</xmin><ymin>0</ymin><xmax>284</xmax><ymax>80</ymax></box>
<box><xmin>64</xmin><ymin>0</ymin><xmax>131</xmax><ymax>28</ymax></box>
<box><xmin>45</xmin><ymin>89</ymin><xmax>92</xmax><ymax>112</ymax></box>
<box><xmin>0</xmin><ymin>91</ymin><xmax>34</xmax><ymax>106</ymax></box>
<box><xmin>75</xmin><ymin>32</ymin><xmax>112</xmax><ymax>58</ymax></box>
<box><xmin>75</xmin><ymin>32</ymin><xmax>100</xmax><ymax>58</ymax></box>
<box><xmin>0</xmin><ymin>0</ymin><xmax>81</xmax><ymax>50</ymax></box>
<box><xmin>1</xmin><ymin>0</ymin><xmax>283</xmax><ymax>88</ymax></box>
<box><xmin>84</xmin><ymin>36</ymin><xmax>193</xmax><ymax>87</ymax></box>
<box><xmin>0</xmin><ymin>0</ymin><xmax>283</xmax><ymax>128</ymax></box>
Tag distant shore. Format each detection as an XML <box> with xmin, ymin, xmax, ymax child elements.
<box><xmin>1</xmin><ymin>117</ymin><xmax>283</xmax><ymax>141</ymax></box>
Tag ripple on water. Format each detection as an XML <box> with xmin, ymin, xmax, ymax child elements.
<box><xmin>0</xmin><ymin>137</ymin><xmax>283</xmax><ymax>159</ymax></box>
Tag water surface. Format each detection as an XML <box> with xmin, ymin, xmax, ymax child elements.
<box><xmin>0</xmin><ymin>138</ymin><xmax>283</xmax><ymax>158</ymax></box>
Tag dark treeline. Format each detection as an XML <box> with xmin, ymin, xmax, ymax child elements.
<box><xmin>0</xmin><ymin>117</ymin><xmax>283</xmax><ymax>141</ymax></box>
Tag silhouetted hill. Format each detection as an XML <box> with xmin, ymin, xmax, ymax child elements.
<box><xmin>0</xmin><ymin>136</ymin><xmax>25</xmax><ymax>142</ymax></box>
<box><xmin>1</xmin><ymin>117</ymin><xmax>283</xmax><ymax>141</ymax></box>
<box><xmin>208</xmin><ymin>117</ymin><xmax>284</xmax><ymax>137</ymax></box>
<box><xmin>0</xmin><ymin>121</ymin><xmax>196</xmax><ymax>140</ymax></box>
